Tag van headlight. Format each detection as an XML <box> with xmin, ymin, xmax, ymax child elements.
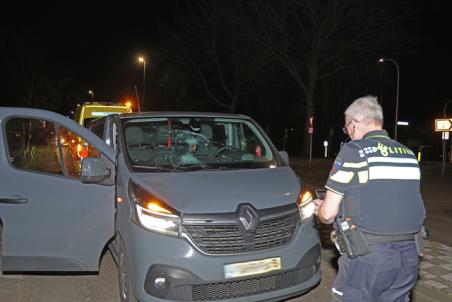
<box><xmin>128</xmin><ymin>181</ymin><xmax>180</xmax><ymax>236</ymax></box>
<box><xmin>297</xmin><ymin>190</ymin><xmax>315</xmax><ymax>222</ymax></box>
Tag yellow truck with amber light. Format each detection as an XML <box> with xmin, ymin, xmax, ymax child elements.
<box><xmin>72</xmin><ymin>102</ymin><xmax>132</xmax><ymax>159</ymax></box>
<box><xmin>74</xmin><ymin>102</ymin><xmax>132</xmax><ymax>127</ymax></box>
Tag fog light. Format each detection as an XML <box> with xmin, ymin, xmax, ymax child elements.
<box><xmin>145</xmin><ymin>265</ymin><xmax>195</xmax><ymax>299</ymax></box>
<box><xmin>154</xmin><ymin>276</ymin><xmax>169</xmax><ymax>289</ymax></box>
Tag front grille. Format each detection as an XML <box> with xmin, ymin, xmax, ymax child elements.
<box><xmin>254</xmin><ymin>216</ymin><xmax>296</xmax><ymax>249</ymax></box>
<box><xmin>183</xmin><ymin>211</ymin><xmax>299</xmax><ymax>254</ymax></box>
<box><xmin>184</xmin><ymin>225</ymin><xmax>246</xmax><ymax>254</ymax></box>
<box><xmin>191</xmin><ymin>265</ymin><xmax>314</xmax><ymax>301</ymax></box>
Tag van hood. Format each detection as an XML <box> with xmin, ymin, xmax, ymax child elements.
<box><xmin>132</xmin><ymin>167</ymin><xmax>301</xmax><ymax>214</ymax></box>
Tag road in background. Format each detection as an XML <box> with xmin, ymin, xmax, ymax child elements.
<box><xmin>0</xmin><ymin>159</ymin><xmax>451</xmax><ymax>301</ymax></box>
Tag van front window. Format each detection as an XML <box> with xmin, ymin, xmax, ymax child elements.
<box><xmin>122</xmin><ymin>117</ymin><xmax>277</xmax><ymax>171</ymax></box>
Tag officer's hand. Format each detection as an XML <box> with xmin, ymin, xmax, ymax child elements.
<box><xmin>313</xmin><ymin>199</ymin><xmax>323</xmax><ymax>216</ymax></box>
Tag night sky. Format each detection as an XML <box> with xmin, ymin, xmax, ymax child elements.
<box><xmin>400</xmin><ymin>2</ymin><xmax>452</xmax><ymax>122</ymax></box>
<box><xmin>1</xmin><ymin>1</ymin><xmax>452</xmax><ymax>154</ymax></box>
<box><xmin>0</xmin><ymin>5</ymin><xmax>168</xmax><ymax>105</ymax></box>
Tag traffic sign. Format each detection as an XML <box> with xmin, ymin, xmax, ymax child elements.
<box><xmin>435</xmin><ymin>119</ymin><xmax>452</xmax><ymax>131</ymax></box>
<box><xmin>308</xmin><ymin>127</ymin><xmax>313</xmax><ymax>134</ymax></box>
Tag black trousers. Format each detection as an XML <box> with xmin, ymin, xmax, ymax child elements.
<box><xmin>331</xmin><ymin>241</ymin><xmax>419</xmax><ymax>302</ymax></box>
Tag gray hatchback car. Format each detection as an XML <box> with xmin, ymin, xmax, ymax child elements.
<box><xmin>0</xmin><ymin>108</ymin><xmax>320</xmax><ymax>302</ymax></box>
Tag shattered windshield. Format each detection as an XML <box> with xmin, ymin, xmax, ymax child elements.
<box><xmin>121</xmin><ymin>117</ymin><xmax>277</xmax><ymax>172</ymax></box>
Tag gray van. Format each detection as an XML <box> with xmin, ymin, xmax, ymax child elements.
<box><xmin>0</xmin><ymin>108</ymin><xmax>320</xmax><ymax>302</ymax></box>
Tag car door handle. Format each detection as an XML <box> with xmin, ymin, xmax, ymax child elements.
<box><xmin>0</xmin><ymin>197</ymin><xmax>28</xmax><ymax>204</ymax></box>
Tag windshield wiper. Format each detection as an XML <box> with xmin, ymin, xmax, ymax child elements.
<box><xmin>132</xmin><ymin>165</ymin><xmax>177</xmax><ymax>172</ymax></box>
<box><xmin>173</xmin><ymin>163</ymin><xmax>208</xmax><ymax>171</ymax></box>
<box><xmin>204</xmin><ymin>166</ymin><xmax>242</xmax><ymax>171</ymax></box>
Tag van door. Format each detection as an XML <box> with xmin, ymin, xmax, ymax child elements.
<box><xmin>0</xmin><ymin>108</ymin><xmax>116</xmax><ymax>271</ymax></box>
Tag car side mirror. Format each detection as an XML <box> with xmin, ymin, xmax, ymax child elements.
<box><xmin>81</xmin><ymin>158</ymin><xmax>111</xmax><ymax>183</ymax></box>
<box><xmin>278</xmin><ymin>151</ymin><xmax>289</xmax><ymax>165</ymax></box>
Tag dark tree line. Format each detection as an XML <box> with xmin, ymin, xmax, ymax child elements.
<box><xmin>0</xmin><ymin>28</ymin><xmax>81</xmax><ymax>115</ymax></box>
<box><xmin>0</xmin><ymin>1</ymin><xmax>421</xmax><ymax>155</ymax></box>
<box><xmin>151</xmin><ymin>0</ymin><xmax>420</xmax><ymax>154</ymax></box>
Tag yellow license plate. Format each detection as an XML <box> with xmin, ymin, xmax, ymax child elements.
<box><xmin>224</xmin><ymin>257</ymin><xmax>281</xmax><ymax>279</ymax></box>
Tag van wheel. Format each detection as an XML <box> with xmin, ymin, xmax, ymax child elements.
<box><xmin>117</xmin><ymin>236</ymin><xmax>134</xmax><ymax>302</ymax></box>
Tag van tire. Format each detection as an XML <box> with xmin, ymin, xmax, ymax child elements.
<box><xmin>117</xmin><ymin>235</ymin><xmax>135</xmax><ymax>302</ymax></box>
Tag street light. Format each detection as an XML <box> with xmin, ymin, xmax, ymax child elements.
<box><xmin>88</xmin><ymin>90</ymin><xmax>94</xmax><ymax>101</ymax></box>
<box><xmin>443</xmin><ymin>100</ymin><xmax>451</xmax><ymax>118</ymax></box>
<box><xmin>138</xmin><ymin>56</ymin><xmax>146</xmax><ymax>107</ymax></box>
<box><xmin>441</xmin><ymin>99</ymin><xmax>452</xmax><ymax>175</ymax></box>
<box><xmin>378</xmin><ymin>58</ymin><xmax>400</xmax><ymax>140</ymax></box>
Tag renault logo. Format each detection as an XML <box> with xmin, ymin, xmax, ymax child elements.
<box><xmin>238</xmin><ymin>204</ymin><xmax>259</xmax><ymax>232</ymax></box>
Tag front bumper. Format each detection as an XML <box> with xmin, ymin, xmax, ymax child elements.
<box><xmin>122</xmin><ymin>219</ymin><xmax>321</xmax><ymax>302</ymax></box>
<box><xmin>145</xmin><ymin>244</ymin><xmax>320</xmax><ymax>301</ymax></box>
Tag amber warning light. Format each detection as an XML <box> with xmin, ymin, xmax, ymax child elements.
<box><xmin>77</xmin><ymin>143</ymin><xmax>88</xmax><ymax>158</ymax></box>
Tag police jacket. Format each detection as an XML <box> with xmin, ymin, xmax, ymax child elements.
<box><xmin>325</xmin><ymin>130</ymin><xmax>426</xmax><ymax>235</ymax></box>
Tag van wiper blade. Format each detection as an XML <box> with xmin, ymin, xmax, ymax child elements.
<box><xmin>204</xmin><ymin>166</ymin><xmax>242</xmax><ymax>171</ymax></box>
<box><xmin>132</xmin><ymin>165</ymin><xmax>176</xmax><ymax>171</ymax></box>
<box><xmin>174</xmin><ymin>163</ymin><xmax>208</xmax><ymax>171</ymax></box>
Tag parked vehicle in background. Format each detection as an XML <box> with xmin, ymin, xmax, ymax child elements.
<box><xmin>73</xmin><ymin>102</ymin><xmax>132</xmax><ymax>127</ymax></box>
<box><xmin>71</xmin><ymin>102</ymin><xmax>132</xmax><ymax>160</ymax></box>
<box><xmin>0</xmin><ymin>107</ymin><xmax>321</xmax><ymax>302</ymax></box>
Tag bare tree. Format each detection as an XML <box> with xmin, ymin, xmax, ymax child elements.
<box><xmin>245</xmin><ymin>0</ymin><xmax>419</xmax><ymax>153</ymax></box>
<box><xmin>153</xmin><ymin>0</ymin><xmax>267</xmax><ymax>113</ymax></box>
<box><xmin>0</xmin><ymin>28</ymin><xmax>79</xmax><ymax>113</ymax></box>
<box><xmin>0</xmin><ymin>29</ymin><xmax>47</xmax><ymax>107</ymax></box>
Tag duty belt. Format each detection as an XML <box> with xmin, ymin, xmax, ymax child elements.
<box><xmin>363</xmin><ymin>233</ymin><xmax>415</xmax><ymax>245</ymax></box>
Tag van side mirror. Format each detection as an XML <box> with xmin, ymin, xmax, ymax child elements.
<box><xmin>278</xmin><ymin>151</ymin><xmax>289</xmax><ymax>165</ymax></box>
<box><xmin>81</xmin><ymin>158</ymin><xmax>111</xmax><ymax>183</ymax></box>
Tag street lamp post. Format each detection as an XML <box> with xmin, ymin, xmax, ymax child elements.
<box><xmin>379</xmin><ymin>58</ymin><xmax>400</xmax><ymax>140</ymax></box>
<box><xmin>88</xmin><ymin>90</ymin><xmax>94</xmax><ymax>101</ymax></box>
<box><xmin>442</xmin><ymin>100</ymin><xmax>452</xmax><ymax>174</ymax></box>
<box><xmin>138</xmin><ymin>57</ymin><xmax>146</xmax><ymax>108</ymax></box>
<box><xmin>443</xmin><ymin>100</ymin><xmax>451</xmax><ymax>118</ymax></box>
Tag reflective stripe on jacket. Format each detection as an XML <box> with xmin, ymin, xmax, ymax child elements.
<box><xmin>325</xmin><ymin>130</ymin><xmax>425</xmax><ymax>234</ymax></box>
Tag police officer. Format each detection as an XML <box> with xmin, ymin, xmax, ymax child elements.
<box><xmin>314</xmin><ymin>96</ymin><xmax>425</xmax><ymax>301</ymax></box>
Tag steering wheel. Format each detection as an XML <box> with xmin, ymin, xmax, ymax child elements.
<box><xmin>215</xmin><ymin>146</ymin><xmax>241</xmax><ymax>156</ymax></box>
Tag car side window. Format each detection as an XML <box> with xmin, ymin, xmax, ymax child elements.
<box><xmin>5</xmin><ymin>117</ymin><xmax>101</xmax><ymax>178</ymax></box>
<box><xmin>89</xmin><ymin>121</ymin><xmax>105</xmax><ymax>139</ymax></box>
<box><xmin>5</xmin><ymin>118</ymin><xmax>63</xmax><ymax>175</ymax></box>
<box><xmin>59</xmin><ymin>127</ymin><xmax>101</xmax><ymax>178</ymax></box>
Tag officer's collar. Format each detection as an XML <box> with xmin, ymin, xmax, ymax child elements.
<box><xmin>363</xmin><ymin>130</ymin><xmax>390</xmax><ymax>140</ymax></box>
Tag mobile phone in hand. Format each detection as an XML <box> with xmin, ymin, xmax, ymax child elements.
<box><xmin>315</xmin><ymin>189</ymin><xmax>326</xmax><ymax>200</ymax></box>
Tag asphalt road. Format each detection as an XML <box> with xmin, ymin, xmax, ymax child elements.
<box><xmin>0</xmin><ymin>248</ymin><xmax>335</xmax><ymax>302</ymax></box>
<box><xmin>419</xmin><ymin>162</ymin><xmax>452</xmax><ymax>246</ymax></box>
<box><xmin>0</xmin><ymin>159</ymin><xmax>451</xmax><ymax>302</ymax></box>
